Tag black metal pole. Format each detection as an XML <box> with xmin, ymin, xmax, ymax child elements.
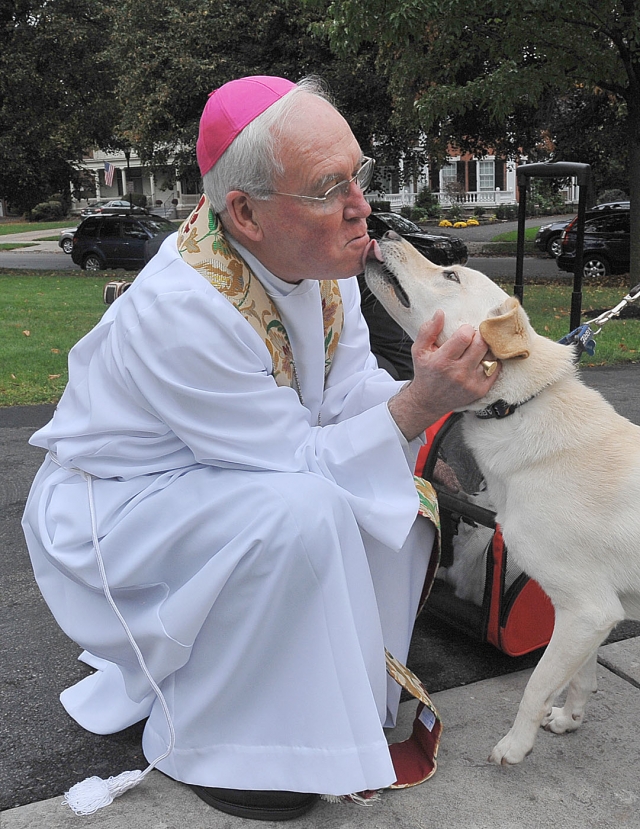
<box><xmin>514</xmin><ymin>176</ymin><xmax>527</xmax><ymax>305</ymax></box>
<box><xmin>570</xmin><ymin>186</ymin><xmax>587</xmax><ymax>331</ymax></box>
<box><xmin>124</xmin><ymin>149</ymin><xmax>132</xmax><ymax>214</ymax></box>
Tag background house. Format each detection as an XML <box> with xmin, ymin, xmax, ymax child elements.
<box><xmin>72</xmin><ymin>148</ymin><xmax>579</xmax><ymax>217</ymax></box>
<box><xmin>72</xmin><ymin>150</ymin><xmax>201</xmax><ymax>218</ymax></box>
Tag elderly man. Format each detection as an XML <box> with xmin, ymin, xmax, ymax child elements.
<box><xmin>22</xmin><ymin>76</ymin><xmax>496</xmax><ymax>821</ymax></box>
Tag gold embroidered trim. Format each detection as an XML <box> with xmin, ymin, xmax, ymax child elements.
<box><xmin>176</xmin><ymin>195</ymin><xmax>343</xmax><ymax>388</ymax></box>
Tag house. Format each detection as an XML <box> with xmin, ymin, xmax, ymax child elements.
<box><xmin>72</xmin><ymin>149</ymin><xmax>201</xmax><ymax>218</ymax></box>
<box><xmin>72</xmin><ymin>147</ymin><xmax>580</xmax><ymax>217</ymax></box>
<box><xmin>371</xmin><ymin>151</ymin><xmax>580</xmax><ymax>211</ymax></box>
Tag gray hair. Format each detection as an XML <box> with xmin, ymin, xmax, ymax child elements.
<box><xmin>202</xmin><ymin>76</ymin><xmax>334</xmax><ymax>214</ymax></box>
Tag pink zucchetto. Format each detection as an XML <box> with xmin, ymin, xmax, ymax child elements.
<box><xmin>196</xmin><ymin>75</ymin><xmax>297</xmax><ymax>176</ymax></box>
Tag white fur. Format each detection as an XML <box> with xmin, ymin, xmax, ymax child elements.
<box><xmin>365</xmin><ymin>235</ymin><xmax>640</xmax><ymax>765</ymax></box>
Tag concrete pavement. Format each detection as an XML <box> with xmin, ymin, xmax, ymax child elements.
<box><xmin>3</xmin><ymin>638</ymin><xmax>640</xmax><ymax>828</ymax></box>
<box><xmin>3</xmin><ymin>365</ymin><xmax>640</xmax><ymax>828</ymax></box>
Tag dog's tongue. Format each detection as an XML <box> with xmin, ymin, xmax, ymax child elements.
<box><xmin>361</xmin><ymin>239</ymin><xmax>383</xmax><ymax>271</ymax></box>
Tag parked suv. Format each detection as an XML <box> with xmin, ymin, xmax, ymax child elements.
<box><xmin>557</xmin><ymin>209</ymin><xmax>630</xmax><ymax>279</ymax></box>
<box><xmin>71</xmin><ymin>214</ymin><xmax>177</xmax><ymax>271</ymax></box>
<box><xmin>535</xmin><ymin>201</ymin><xmax>630</xmax><ymax>259</ymax></box>
<box><xmin>367</xmin><ymin>213</ymin><xmax>468</xmax><ymax>266</ymax></box>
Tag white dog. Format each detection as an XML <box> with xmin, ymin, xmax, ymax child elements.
<box><xmin>365</xmin><ymin>231</ymin><xmax>640</xmax><ymax>766</ymax></box>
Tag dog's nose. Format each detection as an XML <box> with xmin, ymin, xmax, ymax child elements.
<box><xmin>383</xmin><ymin>230</ymin><xmax>402</xmax><ymax>241</ymax></box>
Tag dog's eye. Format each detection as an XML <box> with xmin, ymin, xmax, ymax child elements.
<box><xmin>443</xmin><ymin>270</ymin><xmax>460</xmax><ymax>283</ymax></box>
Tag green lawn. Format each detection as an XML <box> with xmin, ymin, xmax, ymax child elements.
<box><xmin>0</xmin><ymin>270</ymin><xmax>638</xmax><ymax>406</ymax></box>
<box><xmin>0</xmin><ymin>219</ymin><xmax>78</xmax><ymax>236</ymax></box>
<box><xmin>491</xmin><ymin>226</ymin><xmax>541</xmax><ymax>243</ymax></box>
<box><xmin>0</xmin><ymin>270</ymin><xmax>121</xmax><ymax>405</ymax></box>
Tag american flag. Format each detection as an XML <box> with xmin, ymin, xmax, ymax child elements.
<box><xmin>104</xmin><ymin>162</ymin><xmax>115</xmax><ymax>187</ymax></box>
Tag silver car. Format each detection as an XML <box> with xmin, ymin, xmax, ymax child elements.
<box><xmin>58</xmin><ymin>227</ymin><xmax>77</xmax><ymax>255</ymax></box>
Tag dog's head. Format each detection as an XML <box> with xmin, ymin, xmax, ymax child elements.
<box><xmin>364</xmin><ymin>232</ymin><xmax>532</xmax><ymax>361</ymax></box>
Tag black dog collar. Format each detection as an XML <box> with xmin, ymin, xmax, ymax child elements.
<box><xmin>475</xmin><ymin>396</ymin><xmax>536</xmax><ymax>419</ymax></box>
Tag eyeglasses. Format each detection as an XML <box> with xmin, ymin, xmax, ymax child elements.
<box><xmin>269</xmin><ymin>157</ymin><xmax>375</xmax><ymax>213</ymax></box>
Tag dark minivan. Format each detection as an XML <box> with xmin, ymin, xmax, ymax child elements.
<box><xmin>71</xmin><ymin>214</ymin><xmax>176</xmax><ymax>271</ymax></box>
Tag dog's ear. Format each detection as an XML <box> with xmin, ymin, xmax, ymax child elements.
<box><xmin>479</xmin><ymin>296</ymin><xmax>531</xmax><ymax>360</ymax></box>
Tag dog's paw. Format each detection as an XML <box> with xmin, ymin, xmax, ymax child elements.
<box><xmin>541</xmin><ymin>706</ymin><xmax>583</xmax><ymax>734</ymax></box>
<box><xmin>488</xmin><ymin>734</ymin><xmax>531</xmax><ymax>766</ymax></box>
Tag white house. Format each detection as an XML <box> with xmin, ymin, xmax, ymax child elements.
<box><xmin>71</xmin><ymin>148</ymin><xmax>578</xmax><ymax>217</ymax></box>
<box><xmin>72</xmin><ymin>149</ymin><xmax>201</xmax><ymax>218</ymax></box>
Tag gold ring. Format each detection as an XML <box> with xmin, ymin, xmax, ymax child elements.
<box><xmin>482</xmin><ymin>360</ymin><xmax>498</xmax><ymax>377</ymax></box>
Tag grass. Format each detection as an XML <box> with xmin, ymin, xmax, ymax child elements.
<box><xmin>0</xmin><ymin>270</ymin><xmax>121</xmax><ymax>405</ymax></box>
<box><xmin>0</xmin><ymin>219</ymin><xmax>78</xmax><ymax>236</ymax></box>
<box><xmin>493</xmin><ymin>278</ymin><xmax>639</xmax><ymax>366</ymax></box>
<box><xmin>491</xmin><ymin>227</ymin><xmax>541</xmax><ymax>243</ymax></box>
<box><xmin>0</xmin><ymin>270</ymin><xmax>638</xmax><ymax>407</ymax></box>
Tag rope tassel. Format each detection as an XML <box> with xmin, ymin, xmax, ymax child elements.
<box><xmin>62</xmin><ymin>770</ymin><xmax>145</xmax><ymax>815</ymax></box>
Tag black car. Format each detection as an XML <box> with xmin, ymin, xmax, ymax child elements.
<box><xmin>534</xmin><ymin>219</ymin><xmax>569</xmax><ymax>257</ymax></box>
<box><xmin>367</xmin><ymin>212</ymin><xmax>468</xmax><ymax>266</ymax></box>
<box><xmin>557</xmin><ymin>209</ymin><xmax>630</xmax><ymax>279</ymax></box>
<box><xmin>71</xmin><ymin>213</ymin><xmax>177</xmax><ymax>271</ymax></box>
<box><xmin>535</xmin><ymin>201</ymin><xmax>630</xmax><ymax>258</ymax></box>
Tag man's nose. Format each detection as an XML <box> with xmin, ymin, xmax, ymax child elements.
<box><xmin>344</xmin><ymin>182</ymin><xmax>371</xmax><ymax>219</ymax></box>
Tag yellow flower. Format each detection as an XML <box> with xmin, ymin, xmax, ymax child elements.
<box><xmin>453</xmin><ymin>221</ymin><xmax>468</xmax><ymax>228</ymax></box>
<box><xmin>466</xmin><ymin>218</ymin><xmax>479</xmax><ymax>226</ymax></box>
<box><xmin>438</xmin><ymin>220</ymin><xmax>453</xmax><ymax>227</ymax></box>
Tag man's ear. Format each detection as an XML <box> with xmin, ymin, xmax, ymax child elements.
<box><xmin>479</xmin><ymin>296</ymin><xmax>531</xmax><ymax>360</ymax></box>
<box><xmin>224</xmin><ymin>191</ymin><xmax>264</xmax><ymax>243</ymax></box>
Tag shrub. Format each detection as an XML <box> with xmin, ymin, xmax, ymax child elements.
<box><xmin>597</xmin><ymin>189</ymin><xmax>628</xmax><ymax>204</ymax></box>
<box><xmin>409</xmin><ymin>207</ymin><xmax>429</xmax><ymax>223</ymax></box>
<box><xmin>473</xmin><ymin>206</ymin><xmax>486</xmax><ymax>217</ymax></box>
<box><xmin>495</xmin><ymin>204</ymin><xmax>518</xmax><ymax>220</ymax></box>
<box><xmin>415</xmin><ymin>187</ymin><xmax>441</xmax><ymax>217</ymax></box>
<box><xmin>30</xmin><ymin>200</ymin><xmax>66</xmax><ymax>221</ymax></box>
<box><xmin>447</xmin><ymin>203</ymin><xmax>464</xmax><ymax>221</ymax></box>
<box><xmin>129</xmin><ymin>193</ymin><xmax>148</xmax><ymax>209</ymax></box>
<box><xmin>398</xmin><ymin>205</ymin><xmax>429</xmax><ymax>223</ymax></box>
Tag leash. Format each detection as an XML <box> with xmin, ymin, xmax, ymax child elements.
<box><xmin>559</xmin><ymin>282</ymin><xmax>640</xmax><ymax>359</ymax></box>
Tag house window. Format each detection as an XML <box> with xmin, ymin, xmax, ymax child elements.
<box><xmin>441</xmin><ymin>162</ymin><xmax>457</xmax><ymax>190</ymax></box>
<box><xmin>478</xmin><ymin>160</ymin><xmax>495</xmax><ymax>191</ymax></box>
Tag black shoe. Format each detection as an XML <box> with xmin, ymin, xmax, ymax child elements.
<box><xmin>190</xmin><ymin>786</ymin><xmax>319</xmax><ymax>821</ymax></box>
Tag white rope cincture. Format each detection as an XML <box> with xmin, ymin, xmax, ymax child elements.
<box><xmin>62</xmin><ymin>467</ymin><xmax>177</xmax><ymax>815</ymax></box>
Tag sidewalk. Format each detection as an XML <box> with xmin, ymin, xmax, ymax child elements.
<box><xmin>0</xmin><ymin>227</ymin><xmax>67</xmax><ymax>253</ymax></box>
<box><xmin>3</xmin><ymin>636</ymin><xmax>640</xmax><ymax>828</ymax></box>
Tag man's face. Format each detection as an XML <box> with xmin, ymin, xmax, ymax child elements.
<box><xmin>248</xmin><ymin>95</ymin><xmax>372</xmax><ymax>282</ymax></box>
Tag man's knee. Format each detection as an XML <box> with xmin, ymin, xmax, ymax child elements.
<box><xmin>264</xmin><ymin>472</ymin><xmax>354</xmax><ymax>535</ymax></box>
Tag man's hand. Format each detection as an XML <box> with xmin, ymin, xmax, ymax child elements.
<box><xmin>388</xmin><ymin>310</ymin><xmax>499</xmax><ymax>441</ymax></box>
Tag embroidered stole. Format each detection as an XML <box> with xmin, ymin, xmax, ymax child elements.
<box><xmin>176</xmin><ymin>195</ymin><xmax>343</xmax><ymax>387</ymax></box>
<box><xmin>177</xmin><ymin>195</ymin><xmax>442</xmax><ymax>789</ymax></box>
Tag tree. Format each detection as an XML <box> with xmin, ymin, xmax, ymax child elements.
<box><xmin>322</xmin><ymin>0</ymin><xmax>640</xmax><ymax>281</ymax></box>
<box><xmin>539</xmin><ymin>88</ymin><xmax>629</xmax><ymax>198</ymax></box>
<box><xmin>0</xmin><ymin>0</ymin><xmax>119</xmax><ymax>214</ymax></box>
<box><xmin>107</xmin><ymin>0</ymin><xmax>407</xmax><ymax>183</ymax></box>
